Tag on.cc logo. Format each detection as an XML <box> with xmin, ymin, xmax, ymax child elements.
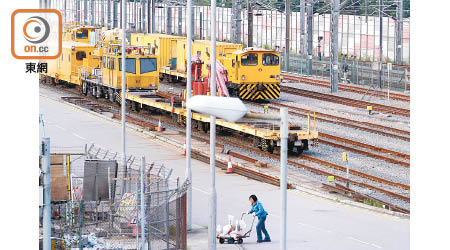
<box><xmin>23</xmin><ymin>16</ymin><xmax>50</xmax><ymax>44</ymax></box>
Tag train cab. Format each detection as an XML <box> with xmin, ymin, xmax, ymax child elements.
<box><xmin>224</xmin><ymin>48</ymin><xmax>281</xmax><ymax>100</ymax></box>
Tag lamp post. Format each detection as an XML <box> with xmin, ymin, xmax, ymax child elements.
<box><xmin>186</xmin><ymin>0</ymin><xmax>193</xmax><ymax>231</ymax></box>
<box><xmin>187</xmin><ymin>96</ymin><xmax>289</xmax><ymax>250</ymax></box>
<box><xmin>121</xmin><ymin>0</ymin><xmax>127</xmax><ymax>195</ymax></box>
<box><xmin>209</xmin><ymin>0</ymin><xmax>218</xmax><ymax>248</ymax></box>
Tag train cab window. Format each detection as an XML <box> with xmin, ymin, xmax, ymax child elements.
<box><xmin>241</xmin><ymin>53</ymin><xmax>258</xmax><ymax>66</ymax></box>
<box><xmin>76</xmin><ymin>51</ymin><xmax>86</xmax><ymax>61</ymax></box>
<box><xmin>262</xmin><ymin>53</ymin><xmax>279</xmax><ymax>66</ymax></box>
<box><xmin>232</xmin><ymin>59</ymin><xmax>235</xmax><ymax>68</ymax></box>
<box><xmin>119</xmin><ymin>58</ymin><xmax>136</xmax><ymax>74</ymax></box>
<box><xmin>103</xmin><ymin>56</ymin><xmax>106</xmax><ymax>68</ymax></box>
<box><xmin>140</xmin><ymin>58</ymin><xmax>157</xmax><ymax>73</ymax></box>
<box><xmin>76</xmin><ymin>30</ymin><xmax>89</xmax><ymax>39</ymax></box>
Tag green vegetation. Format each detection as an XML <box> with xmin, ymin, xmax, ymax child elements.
<box><xmin>169</xmin><ymin>225</ymin><xmax>177</xmax><ymax>236</ymax></box>
<box><xmin>363</xmin><ymin>199</ymin><xmax>383</xmax><ymax>208</ymax></box>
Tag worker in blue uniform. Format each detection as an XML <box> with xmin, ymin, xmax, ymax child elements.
<box><xmin>248</xmin><ymin>194</ymin><xmax>271</xmax><ymax>243</ymax></box>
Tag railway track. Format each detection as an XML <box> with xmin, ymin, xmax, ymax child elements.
<box><xmin>219</xmin><ymin>136</ymin><xmax>409</xmax><ymax>203</ymax></box>
<box><xmin>250</xmin><ymin>102</ymin><xmax>410</xmax><ymax>167</ymax></box>
<box><xmin>44</xmin><ymin>83</ymin><xmax>409</xmax><ymax>210</ymax></box>
<box><xmin>265</xmin><ymin>102</ymin><xmax>410</xmax><ymax>141</ymax></box>
<box><xmin>282</xmin><ymin>72</ymin><xmax>410</xmax><ymax>102</ymax></box>
<box><xmin>281</xmin><ymin>85</ymin><xmax>410</xmax><ymax>117</ymax></box>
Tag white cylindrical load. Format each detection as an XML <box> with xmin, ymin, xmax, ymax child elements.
<box><xmin>186</xmin><ymin>96</ymin><xmax>248</xmax><ymax>122</ymax></box>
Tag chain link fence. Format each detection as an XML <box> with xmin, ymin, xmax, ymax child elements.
<box><xmin>43</xmin><ymin>144</ymin><xmax>189</xmax><ymax>250</ymax></box>
<box><xmin>281</xmin><ymin>54</ymin><xmax>410</xmax><ymax>92</ymax></box>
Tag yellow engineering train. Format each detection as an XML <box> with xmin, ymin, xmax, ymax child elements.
<box><xmin>40</xmin><ymin>26</ymin><xmax>318</xmax><ymax>154</ymax></box>
<box><xmin>41</xmin><ymin>26</ymin><xmax>159</xmax><ymax>103</ymax></box>
<box><xmin>130</xmin><ymin>33</ymin><xmax>281</xmax><ymax>100</ymax></box>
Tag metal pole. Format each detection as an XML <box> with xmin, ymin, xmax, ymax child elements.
<box><xmin>186</xmin><ymin>0</ymin><xmax>193</xmax><ymax>232</ymax></box>
<box><xmin>141</xmin><ymin>157</ymin><xmax>146</xmax><ymax>250</ymax></box>
<box><xmin>121</xmin><ymin>0</ymin><xmax>127</xmax><ymax>195</ymax></box>
<box><xmin>378</xmin><ymin>0</ymin><xmax>383</xmax><ymax>89</ymax></box>
<box><xmin>306</xmin><ymin>2</ymin><xmax>313</xmax><ymax>75</ymax></box>
<box><xmin>136</xmin><ymin>182</ymin><xmax>139</xmax><ymax>248</ymax></box>
<box><xmin>247</xmin><ymin>0</ymin><xmax>253</xmax><ymax>47</ymax></box>
<box><xmin>107</xmin><ymin>0</ymin><xmax>111</xmax><ymax>29</ymax></box>
<box><xmin>285</xmin><ymin>0</ymin><xmax>290</xmax><ymax>71</ymax></box>
<box><xmin>151</xmin><ymin>0</ymin><xmax>155</xmax><ymax>33</ymax></box>
<box><xmin>91</xmin><ymin>0</ymin><xmax>94</xmax><ymax>26</ymax></box>
<box><xmin>42</xmin><ymin>138</ymin><xmax>51</xmax><ymax>250</ymax></box>
<box><xmin>232</xmin><ymin>0</ymin><xmax>242</xmax><ymax>44</ymax></box>
<box><xmin>178</xmin><ymin>7</ymin><xmax>183</xmax><ymax>36</ymax></box>
<box><xmin>209</xmin><ymin>0</ymin><xmax>217</xmax><ymax>248</ymax></box>
<box><xmin>280</xmin><ymin>108</ymin><xmax>288</xmax><ymax>250</ymax></box>
<box><xmin>113</xmin><ymin>0</ymin><xmax>117</xmax><ymax>28</ymax></box>
<box><xmin>387</xmin><ymin>63</ymin><xmax>391</xmax><ymax>100</ymax></box>
<box><xmin>167</xmin><ymin>7</ymin><xmax>172</xmax><ymax>35</ymax></box>
<box><xmin>396</xmin><ymin>0</ymin><xmax>403</xmax><ymax>65</ymax></box>
<box><xmin>84</xmin><ymin>0</ymin><xmax>87</xmax><ymax>25</ymax></box>
<box><xmin>300</xmin><ymin>0</ymin><xmax>305</xmax><ymax>73</ymax></box>
<box><xmin>331</xmin><ymin>0</ymin><xmax>340</xmax><ymax>93</ymax></box>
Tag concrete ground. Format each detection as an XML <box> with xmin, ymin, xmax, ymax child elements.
<box><xmin>40</xmin><ymin>86</ymin><xmax>410</xmax><ymax>250</ymax></box>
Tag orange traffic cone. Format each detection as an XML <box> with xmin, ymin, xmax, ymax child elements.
<box><xmin>226</xmin><ymin>156</ymin><xmax>233</xmax><ymax>174</ymax></box>
<box><xmin>183</xmin><ymin>139</ymin><xmax>186</xmax><ymax>155</ymax></box>
<box><xmin>158</xmin><ymin>120</ymin><xmax>163</xmax><ymax>132</ymax></box>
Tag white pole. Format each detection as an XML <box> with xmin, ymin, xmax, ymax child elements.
<box><xmin>141</xmin><ymin>157</ymin><xmax>146</xmax><ymax>250</ymax></box>
<box><xmin>185</xmin><ymin>0</ymin><xmax>193</xmax><ymax>231</ymax></box>
<box><xmin>387</xmin><ymin>63</ymin><xmax>391</xmax><ymax>101</ymax></box>
<box><xmin>209</xmin><ymin>0</ymin><xmax>217</xmax><ymax>248</ymax></box>
<box><xmin>346</xmin><ymin>162</ymin><xmax>349</xmax><ymax>188</ymax></box>
<box><xmin>42</xmin><ymin>138</ymin><xmax>51</xmax><ymax>250</ymax></box>
<box><xmin>121</xmin><ymin>0</ymin><xmax>127</xmax><ymax>194</ymax></box>
<box><xmin>280</xmin><ymin>108</ymin><xmax>288</xmax><ymax>250</ymax></box>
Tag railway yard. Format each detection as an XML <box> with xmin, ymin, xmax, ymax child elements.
<box><xmin>28</xmin><ymin>1</ymin><xmax>416</xmax><ymax>248</ymax></box>
<box><xmin>40</xmin><ymin>71</ymin><xmax>410</xmax><ymax>213</ymax></box>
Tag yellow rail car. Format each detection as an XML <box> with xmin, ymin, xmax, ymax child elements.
<box><xmin>126</xmin><ymin>92</ymin><xmax>318</xmax><ymax>154</ymax></box>
<box><xmin>130</xmin><ymin>33</ymin><xmax>281</xmax><ymax>101</ymax></box>
<box><xmin>42</xmin><ymin>41</ymin><xmax>98</xmax><ymax>86</ymax></box>
<box><xmin>42</xmin><ymin>27</ymin><xmax>159</xmax><ymax>104</ymax></box>
<box><xmin>79</xmin><ymin>44</ymin><xmax>159</xmax><ymax>102</ymax></box>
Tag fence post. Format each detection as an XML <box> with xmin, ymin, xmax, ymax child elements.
<box><xmin>42</xmin><ymin>138</ymin><xmax>51</xmax><ymax>250</ymax></box>
<box><xmin>176</xmin><ymin>178</ymin><xmax>180</xmax><ymax>250</ymax></box>
<box><xmin>147</xmin><ymin>190</ymin><xmax>152</xmax><ymax>250</ymax></box>
<box><xmin>141</xmin><ymin>157</ymin><xmax>146</xmax><ymax>250</ymax></box>
<box><xmin>136</xmin><ymin>182</ymin><xmax>139</xmax><ymax>249</ymax></box>
<box><xmin>165</xmin><ymin>171</ymin><xmax>170</xmax><ymax>250</ymax></box>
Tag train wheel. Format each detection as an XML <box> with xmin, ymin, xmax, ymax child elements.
<box><xmin>108</xmin><ymin>89</ymin><xmax>115</xmax><ymax>103</ymax></box>
<box><xmin>82</xmin><ymin>81</ymin><xmax>88</xmax><ymax>96</ymax></box>
<box><xmin>252</xmin><ymin>137</ymin><xmax>260</xmax><ymax>148</ymax></box>
<box><xmin>192</xmin><ymin>120</ymin><xmax>198</xmax><ymax>130</ymax></box>
<box><xmin>292</xmin><ymin>146</ymin><xmax>303</xmax><ymax>156</ymax></box>
<box><xmin>135</xmin><ymin>102</ymin><xmax>141</xmax><ymax>112</ymax></box>
<box><xmin>202</xmin><ymin>122</ymin><xmax>209</xmax><ymax>133</ymax></box>
<box><xmin>261</xmin><ymin>139</ymin><xmax>269</xmax><ymax>152</ymax></box>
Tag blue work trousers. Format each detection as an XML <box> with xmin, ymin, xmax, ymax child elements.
<box><xmin>256</xmin><ymin>215</ymin><xmax>270</xmax><ymax>241</ymax></box>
